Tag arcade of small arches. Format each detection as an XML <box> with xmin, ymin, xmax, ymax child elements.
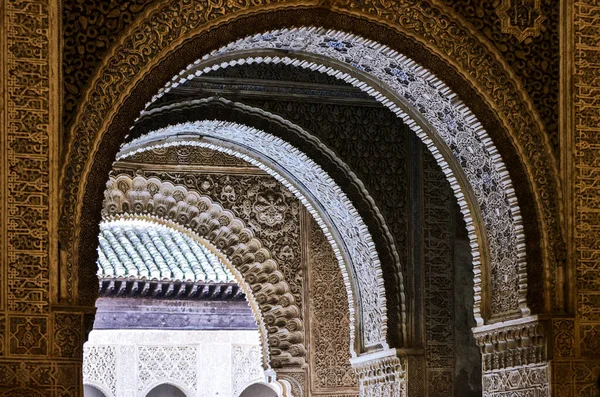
<box><xmin>9</xmin><ymin>3</ymin><xmax>573</xmax><ymax>394</ymax></box>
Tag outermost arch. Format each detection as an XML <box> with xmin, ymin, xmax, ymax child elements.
<box><xmin>60</xmin><ymin>3</ymin><xmax>560</xmax><ymax>357</ymax></box>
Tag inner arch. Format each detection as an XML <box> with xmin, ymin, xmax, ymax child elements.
<box><xmin>119</xmin><ymin>119</ymin><xmax>390</xmax><ymax>353</ymax></box>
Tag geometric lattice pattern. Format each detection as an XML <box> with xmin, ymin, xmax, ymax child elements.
<box><xmin>138</xmin><ymin>346</ymin><xmax>197</xmax><ymax>394</ymax></box>
<box><xmin>83</xmin><ymin>345</ymin><xmax>117</xmax><ymax>397</ymax></box>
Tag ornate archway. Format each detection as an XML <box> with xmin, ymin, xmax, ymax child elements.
<box><xmin>59</xmin><ymin>4</ymin><xmax>561</xmax><ymax>396</ymax></box>
<box><xmin>118</xmin><ymin>119</ymin><xmax>391</xmax><ymax>353</ymax></box>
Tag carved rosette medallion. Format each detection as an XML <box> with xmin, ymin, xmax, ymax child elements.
<box><xmin>496</xmin><ymin>0</ymin><xmax>546</xmax><ymax>42</ymax></box>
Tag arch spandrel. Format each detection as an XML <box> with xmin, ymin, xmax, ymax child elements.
<box><xmin>102</xmin><ymin>175</ymin><xmax>302</xmax><ymax>368</ymax></box>
<box><xmin>60</xmin><ymin>2</ymin><xmax>560</xmax><ymax>364</ymax></box>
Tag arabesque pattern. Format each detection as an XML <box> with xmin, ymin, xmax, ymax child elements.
<box><xmin>102</xmin><ymin>174</ymin><xmax>304</xmax><ymax>367</ymax></box>
<box><xmin>156</xmin><ymin>27</ymin><xmax>526</xmax><ymax>320</ymax></box>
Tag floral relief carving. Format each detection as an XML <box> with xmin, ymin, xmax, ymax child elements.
<box><xmin>308</xmin><ymin>217</ymin><xmax>358</xmax><ymax>392</ymax></box>
<box><xmin>53</xmin><ymin>312</ymin><xmax>82</xmax><ymax>359</ymax></box>
<box><xmin>102</xmin><ymin>174</ymin><xmax>305</xmax><ymax>367</ymax></box>
<box><xmin>553</xmin><ymin>319</ymin><xmax>575</xmax><ymax>359</ymax></box>
<box><xmin>254</xmin><ymin>190</ymin><xmax>288</xmax><ymax>227</ymax></box>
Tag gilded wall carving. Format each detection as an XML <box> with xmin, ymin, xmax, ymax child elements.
<box><xmin>5</xmin><ymin>0</ymin><xmax>52</xmax><ymax>315</ymax></box>
<box><xmin>0</xmin><ymin>0</ymin><xmax>64</xmax><ymax>394</ymax></box>
<box><xmin>308</xmin><ymin>216</ymin><xmax>358</xmax><ymax>394</ymax></box>
<box><xmin>573</xmin><ymin>1</ymin><xmax>600</xmax><ymax>395</ymax></box>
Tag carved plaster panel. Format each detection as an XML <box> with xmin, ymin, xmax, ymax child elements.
<box><xmin>308</xmin><ymin>217</ymin><xmax>358</xmax><ymax>393</ymax></box>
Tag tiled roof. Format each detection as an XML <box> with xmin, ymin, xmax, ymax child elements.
<box><xmin>97</xmin><ymin>219</ymin><xmax>234</xmax><ymax>283</ymax></box>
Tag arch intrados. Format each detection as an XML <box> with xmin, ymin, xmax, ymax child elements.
<box><xmin>60</xmin><ymin>7</ymin><xmax>553</xmax><ymax>342</ymax></box>
<box><xmin>153</xmin><ymin>31</ymin><xmax>526</xmax><ymax>321</ymax></box>
<box><xmin>83</xmin><ymin>382</ymin><xmax>112</xmax><ymax>397</ymax></box>
<box><xmin>119</xmin><ymin>119</ymin><xmax>389</xmax><ymax>353</ymax></box>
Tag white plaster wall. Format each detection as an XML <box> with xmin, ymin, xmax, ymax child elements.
<box><xmin>83</xmin><ymin>329</ymin><xmax>264</xmax><ymax>397</ymax></box>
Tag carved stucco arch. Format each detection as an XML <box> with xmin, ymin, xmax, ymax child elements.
<box><xmin>161</xmin><ymin>28</ymin><xmax>531</xmax><ymax>325</ymax></box>
<box><xmin>60</xmin><ymin>2</ymin><xmax>561</xmax><ymax>356</ymax></box>
<box><xmin>132</xmin><ymin>96</ymin><xmax>407</xmax><ymax>347</ymax></box>
<box><xmin>102</xmin><ymin>175</ymin><xmax>302</xmax><ymax>368</ymax></box>
<box><xmin>121</xmin><ymin>122</ymin><xmax>397</xmax><ymax>356</ymax></box>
